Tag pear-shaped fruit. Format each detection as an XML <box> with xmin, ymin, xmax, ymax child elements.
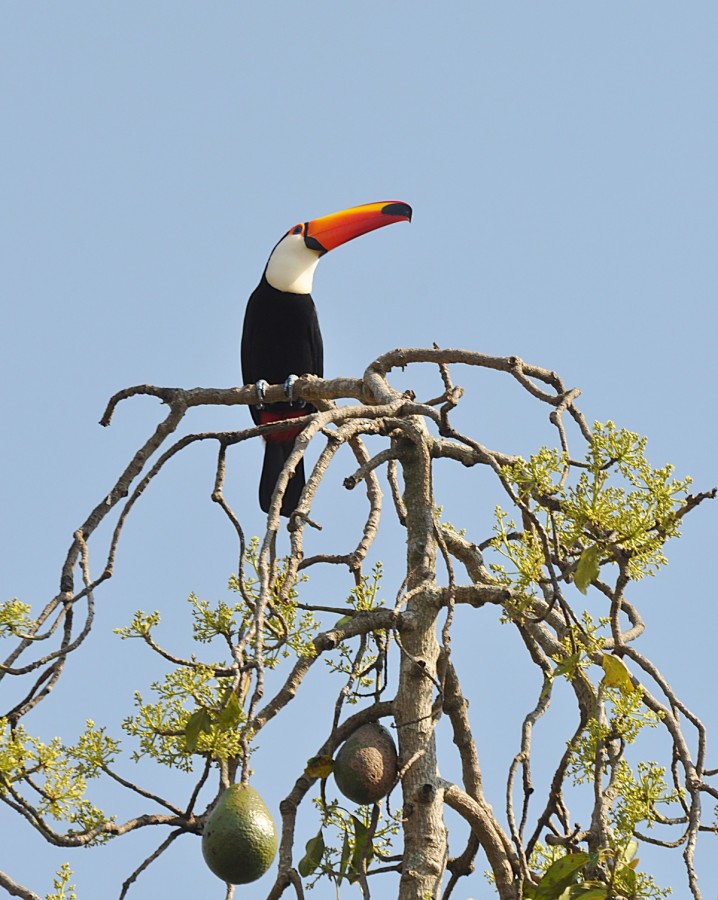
<box><xmin>334</xmin><ymin>722</ymin><xmax>398</xmax><ymax>804</ymax></box>
<box><xmin>202</xmin><ymin>783</ymin><xmax>277</xmax><ymax>884</ymax></box>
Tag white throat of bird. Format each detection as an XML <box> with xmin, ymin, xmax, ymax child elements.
<box><xmin>264</xmin><ymin>233</ymin><xmax>321</xmax><ymax>294</ymax></box>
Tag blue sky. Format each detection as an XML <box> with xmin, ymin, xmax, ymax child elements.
<box><xmin>1</xmin><ymin>4</ymin><xmax>716</xmax><ymax>898</ymax></box>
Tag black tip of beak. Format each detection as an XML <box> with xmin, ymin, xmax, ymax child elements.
<box><xmin>381</xmin><ymin>202</ymin><xmax>413</xmax><ymax>222</ymax></box>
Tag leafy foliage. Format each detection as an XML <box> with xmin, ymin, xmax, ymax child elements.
<box><xmin>45</xmin><ymin>863</ymin><xmax>77</xmax><ymax>900</ymax></box>
<box><xmin>0</xmin><ymin>719</ymin><xmax>112</xmax><ymax>842</ymax></box>
<box><xmin>491</xmin><ymin>422</ymin><xmax>692</xmax><ymax>603</ymax></box>
<box><xmin>122</xmin><ymin>663</ymin><xmax>247</xmax><ymax>769</ymax></box>
<box><xmin>324</xmin><ymin>564</ymin><xmax>388</xmax><ymax>702</ymax></box>
<box><xmin>298</xmin><ymin>796</ymin><xmax>400</xmax><ymax>890</ymax></box>
<box><xmin>0</xmin><ymin>597</ymin><xmax>34</xmax><ymax>637</ymax></box>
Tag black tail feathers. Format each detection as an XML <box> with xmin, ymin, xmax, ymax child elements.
<box><xmin>259</xmin><ymin>441</ymin><xmax>305</xmax><ymax>517</ymax></box>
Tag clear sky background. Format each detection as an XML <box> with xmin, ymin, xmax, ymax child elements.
<box><xmin>1</xmin><ymin>3</ymin><xmax>716</xmax><ymax>899</ymax></box>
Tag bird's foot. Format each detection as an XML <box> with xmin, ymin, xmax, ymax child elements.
<box><xmin>283</xmin><ymin>374</ymin><xmax>306</xmax><ymax>407</ymax></box>
<box><xmin>255</xmin><ymin>379</ymin><xmax>269</xmax><ymax>409</ymax></box>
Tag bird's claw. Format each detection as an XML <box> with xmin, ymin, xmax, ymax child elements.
<box><xmin>283</xmin><ymin>374</ymin><xmax>305</xmax><ymax>407</ymax></box>
<box><xmin>255</xmin><ymin>379</ymin><xmax>269</xmax><ymax>409</ymax></box>
<box><xmin>283</xmin><ymin>374</ymin><xmax>297</xmax><ymax>403</ymax></box>
<box><xmin>256</xmin><ymin>376</ymin><xmax>306</xmax><ymax>409</ymax></box>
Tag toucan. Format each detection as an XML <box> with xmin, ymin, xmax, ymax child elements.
<box><xmin>241</xmin><ymin>200</ymin><xmax>412</xmax><ymax>516</ymax></box>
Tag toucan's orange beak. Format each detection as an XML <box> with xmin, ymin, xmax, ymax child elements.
<box><xmin>303</xmin><ymin>200</ymin><xmax>412</xmax><ymax>254</ymax></box>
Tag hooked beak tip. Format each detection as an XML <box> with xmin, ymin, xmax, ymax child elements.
<box><xmin>381</xmin><ymin>201</ymin><xmax>412</xmax><ymax>222</ymax></box>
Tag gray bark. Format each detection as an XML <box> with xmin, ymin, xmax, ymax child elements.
<box><xmin>395</xmin><ymin>427</ymin><xmax>447</xmax><ymax>899</ymax></box>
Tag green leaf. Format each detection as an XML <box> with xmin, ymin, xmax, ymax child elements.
<box><xmin>574</xmin><ymin>545</ymin><xmax>601</xmax><ymax>594</ymax></box>
<box><xmin>616</xmin><ymin>863</ymin><xmax>638</xmax><ymax>896</ymax></box>
<box><xmin>215</xmin><ymin>692</ymin><xmax>242</xmax><ymax>731</ymax></box>
<box><xmin>559</xmin><ymin>885</ymin><xmax>608</xmax><ymax>899</ymax></box>
<box><xmin>554</xmin><ymin>652</ymin><xmax>582</xmax><ymax>679</ymax></box>
<box><xmin>349</xmin><ymin>814</ymin><xmax>373</xmax><ymax>880</ymax></box>
<box><xmin>535</xmin><ymin>853</ymin><xmax>591</xmax><ymax>899</ymax></box>
<box><xmin>619</xmin><ymin>838</ymin><xmax>639</xmax><ymax>865</ymax></box>
<box><xmin>298</xmin><ymin>830</ymin><xmax>325</xmax><ymax>877</ymax></box>
<box><xmin>337</xmin><ymin>831</ymin><xmax>351</xmax><ymax>885</ymax></box>
<box><xmin>600</xmin><ymin>653</ymin><xmax>634</xmax><ymax>694</ymax></box>
<box><xmin>183</xmin><ymin>709</ymin><xmax>212</xmax><ymax>751</ymax></box>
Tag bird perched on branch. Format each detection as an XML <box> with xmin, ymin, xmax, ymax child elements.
<box><xmin>241</xmin><ymin>200</ymin><xmax>412</xmax><ymax>516</ymax></box>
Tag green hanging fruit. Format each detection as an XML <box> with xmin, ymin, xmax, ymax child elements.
<box><xmin>201</xmin><ymin>783</ymin><xmax>277</xmax><ymax>884</ymax></box>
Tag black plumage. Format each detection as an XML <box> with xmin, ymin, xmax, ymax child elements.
<box><xmin>241</xmin><ymin>275</ymin><xmax>323</xmax><ymax>516</ymax></box>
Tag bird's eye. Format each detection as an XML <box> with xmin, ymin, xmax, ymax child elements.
<box><xmin>290</xmin><ymin>225</ymin><xmax>303</xmax><ymax>235</ymax></box>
